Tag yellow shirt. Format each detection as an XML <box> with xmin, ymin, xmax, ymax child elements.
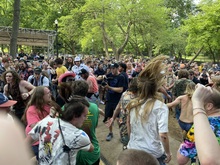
<box><xmin>56</xmin><ymin>66</ymin><xmax>67</xmax><ymax>78</ymax></box>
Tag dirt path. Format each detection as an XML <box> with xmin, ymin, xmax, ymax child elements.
<box><xmin>96</xmin><ymin>107</ymin><xmax>188</xmax><ymax>165</ymax></box>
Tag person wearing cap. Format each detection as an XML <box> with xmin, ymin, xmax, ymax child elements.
<box><xmin>0</xmin><ymin>92</ymin><xmax>17</xmax><ymax>121</ymax></box>
<box><xmin>58</xmin><ymin>72</ymin><xmax>76</xmax><ymax>83</ymax></box>
<box><xmin>2</xmin><ymin>70</ymin><xmax>35</xmax><ymax>120</ymax></box>
<box><xmin>72</xmin><ymin>56</ymin><xmax>89</xmax><ymax>80</ymax></box>
<box><xmin>79</xmin><ymin>68</ymin><xmax>99</xmax><ymax>106</ymax></box>
<box><xmin>27</xmin><ymin>67</ymin><xmax>50</xmax><ymax>87</ymax></box>
<box><xmin>103</xmin><ymin>63</ymin><xmax>125</xmax><ymax>141</ymax></box>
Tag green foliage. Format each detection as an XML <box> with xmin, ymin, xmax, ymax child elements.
<box><xmin>183</xmin><ymin>0</ymin><xmax>220</xmax><ymax>57</ymax></box>
<box><xmin>3</xmin><ymin>0</ymin><xmax>219</xmax><ymax>61</ymax></box>
<box><xmin>0</xmin><ymin>0</ymin><xmax>13</xmax><ymax>26</ymax></box>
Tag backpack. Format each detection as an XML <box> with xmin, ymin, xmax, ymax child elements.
<box><xmin>30</xmin><ymin>75</ymin><xmax>54</xmax><ymax>94</ymax></box>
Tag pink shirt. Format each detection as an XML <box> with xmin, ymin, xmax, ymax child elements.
<box><xmin>25</xmin><ymin>105</ymin><xmax>51</xmax><ymax>145</ymax></box>
<box><xmin>87</xmin><ymin>75</ymin><xmax>98</xmax><ymax>93</ymax></box>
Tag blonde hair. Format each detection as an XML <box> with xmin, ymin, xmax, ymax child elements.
<box><xmin>127</xmin><ymin>55</ymin><xmax>168</xmax><ymax>122</ymax></box>
<box><xmin>211</xmin><ymin>76</ymin><xmax>220</xmax><ymax>91</ymax></box>
<box><xmin>185</xmin><ymin>82</ymin><xmax>195</xmax><ymax>98</ymax></box>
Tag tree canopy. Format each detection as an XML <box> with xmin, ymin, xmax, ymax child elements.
<box><xmin>1</xmin><ymin>0</ymin><xmax>220</xmax><ymax>62</ymax></box>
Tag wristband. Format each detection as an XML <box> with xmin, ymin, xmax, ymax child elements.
<box><xmin>193</xmin><ymin>111</ymin><xmax>207</xmax><ymax>117</ymax></box>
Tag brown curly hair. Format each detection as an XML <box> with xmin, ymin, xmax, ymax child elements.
<box><xmin>2</xmin><ymin>70</ymin><xmax>21</xmax><ymax>84</ymax></box>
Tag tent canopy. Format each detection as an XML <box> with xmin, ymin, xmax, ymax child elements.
<box><xmin>0</xmin><ymin>26</ymin><xmax>56</xmax><ymax>47</ymax></box>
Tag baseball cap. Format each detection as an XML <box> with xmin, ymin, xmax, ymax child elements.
<box><xmin>110</xmin><ymin>63</ymin><xmax>119</xmax><ymax>68</ymax></box>
<box><xmin>74</xmin><ymin>56</ymin><xmax>81</xmax><ymax>62</ymax></box>
<box><xmin>79</xmin><ymin>68</ymin><xmax>88</xmax><ymax>75</ymax></box>
<box><xmin>0</xmin><ymin>93</ymin><xmax>17</xmax><ymax>108</ymax></box>
<box><xmin>58</xmin><ymin>72</ymin><xmax>76</xmax><ymax>83</ymax></box>
<box><xmin>34</xmin><ymin>67</ymin><xmax>42</xmax><ymax>74</ymax></box>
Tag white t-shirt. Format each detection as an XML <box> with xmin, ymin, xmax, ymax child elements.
<box><xmin>127</xmin><ymin>100</ymin><xmax>169</xmax><ymax>158</ymax></box>
<box><xmin>29</xmin><ymin>116</ymin><xmax>91</xmax><ymax>165</ymax></box>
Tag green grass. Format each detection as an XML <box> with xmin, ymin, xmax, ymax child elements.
<box><xmin>183</xmin><ymin>54</ymin><xmax>213</xmax><ymax>62</ymax></box>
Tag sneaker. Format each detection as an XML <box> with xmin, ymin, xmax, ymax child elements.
<box><xmin>106</xmin><ymin>133</ymin><xmax>113</xmax><ymax>141</ymax></box>
<box><xmin>100</xmin><ymin>100</ymin><xmax>105</xmax><ymax>105</ymax></box>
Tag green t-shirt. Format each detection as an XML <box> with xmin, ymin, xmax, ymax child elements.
<box><xmin>76</xmin><ymin>102</ymin><xmax>100</xmax><ymax>165</ymax></box>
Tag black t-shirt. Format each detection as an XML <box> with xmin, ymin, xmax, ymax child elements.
<box><xmin>94</xmin><ymin>69</ymin><xmax>106</xmax><ymax>84</ymax></box>
<box><xmin>120</xmin><ymin>71</ymin><xmax>129</xmax><ymax>92</ymax></box>
<box><xmin>106</xmin><ymin>73</ymin><xmax>125</xmax><ymax>103</ymax></box>
<box><xmin>200</xmin><ymin>73</ymin><xmax>209</xmax><ymax>85</ymax></box>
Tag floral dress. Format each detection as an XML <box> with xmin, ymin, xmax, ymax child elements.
<box><xmin>118</xmin><ymin>91</ymin><xmax>136</xmax><ymax>146</ymax></box>
<box><xmin>179</xmin><ymin>116</ymin><xmax>220</xmax><ymax>158</ymax></box>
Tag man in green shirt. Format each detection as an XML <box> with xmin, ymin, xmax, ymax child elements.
<box><xmin>70</xmin><ymin>80</ymin><xmax>100</xmax><ymax>165</ymax></box>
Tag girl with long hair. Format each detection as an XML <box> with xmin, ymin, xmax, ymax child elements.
<box><xmin>23</xmin><ymin>86</ymin><xmax>60</xmax><ymax>160</ymax></box>
<box><xmin>126</xmin><ymin>56</ymin><xmax>171</xmax><ymax>165</ymax></box>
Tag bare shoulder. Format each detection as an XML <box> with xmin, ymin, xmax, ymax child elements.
<box><xmin>19</xmin><ymin>80</ymin><xmax>26</xmax><ymax>85</ymax></box>
<box><xmin>3</xmin><ymin>84</ymin><xmax>8</xmax><ymax>91</ymax></box>
<box><xmin>181</xmin><ymin>95</ymin><xmax>191</xmax><ymax>103</ymax></box>
<box><xmin>179</xmin><ymin>95</ymin><xmax>187</xmax><ymax>100</ymax></box>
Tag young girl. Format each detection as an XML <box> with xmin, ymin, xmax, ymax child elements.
<box><xmin>23</xmin><ymin>86</ymin><xmax>60</xmax><ymax>160</ymax></box>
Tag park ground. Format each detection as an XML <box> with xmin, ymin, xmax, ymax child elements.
<box><xmin>96</xmin><ymin>108</ymin><xmax>193</xmax><ymax>165</ymax></box>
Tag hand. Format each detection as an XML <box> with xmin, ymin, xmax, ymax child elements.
<box><xmin>21</xmin><ymin>93</ymin><xmax>29</xmax><ymax>100</ymax></box>
<box><xmin>192</xmin><ymin>84</ymin><xmax>212</xmax><ymax>107</ymax></box>
<box><xmin>49</xmin><ymin>107</ymin><xmax>56</xmax><ymax>117</ymax></box>
<box><xmin>52</xmin><ymin>79</ymin><xmax>57</xmax><ymax>83</ymax></box>
<box><xmin>104</xmin><ymin>83</ymin><xmax>110</xmax><ymax>89</ymax></box>
<box><xmin>164</xmin><ymin>153</ymin><xmax>172</xmax><ymax>163</ymax></box>
<box><xmin>105</xmin><ymin>118</ymin><xmax>114</xmax><ymax>128</ymax></box>
<box><xmin>166</xmin><ymin>94</ymin><xmax>172</xmax><ymax>102</ymax></box>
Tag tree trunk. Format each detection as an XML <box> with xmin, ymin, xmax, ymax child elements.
<box><xmin>208</xmin><ymin>45</ymin><xmax>216</xmax><ymax>63</ymax></box>
<box><xmin>10</xmin><ymin>0</ymin><xmax>21</xmax><ymax>59</ymax></box>
<box><xmin>102</xmin><ymin>33</ymin><xmax>109</xmax><ymax>59</ymax></box>
<box><xmin>187</xmin><ymin>46</ymin><xmax>204</xmax><ymax>66</ymax></box>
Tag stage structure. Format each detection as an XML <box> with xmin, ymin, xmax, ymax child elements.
<box><xmin>0</xmin><ymin>26</ymin><xmax>56</xmax><ymax>56</ymax></box>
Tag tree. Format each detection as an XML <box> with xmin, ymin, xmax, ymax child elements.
<box><xmin>183</xmin><ymin>0</ymin><xmax>220</xmax><ymax>63</ymax></box>
<box><xmin>10</xmin><ymin>0</ymin><xmax>20</xmax><ymax>58</ymax></box>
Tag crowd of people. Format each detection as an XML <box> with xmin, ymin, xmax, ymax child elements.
<box><xmin>0</xmin><ymin>51</ymin><xmax>220</xmax><ymax>165</ymax></box>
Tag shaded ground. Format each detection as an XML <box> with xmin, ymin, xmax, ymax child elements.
<box><xmin>96</xmin><ymin>105</ymin><xmax>190</xmax><ymax>165</ymax></box>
